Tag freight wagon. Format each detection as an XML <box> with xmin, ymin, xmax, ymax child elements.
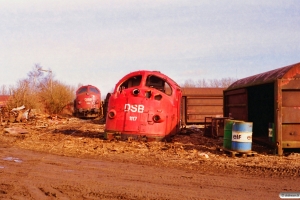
<box><xmin>224</xmin><ymin>62</ymin><xmax>300</xmax><ymax>155</ymax></box>
<box><xmin>181</xmin><ymin>88</ymin><xmax>225</xmax><ymax>126</ymax></box>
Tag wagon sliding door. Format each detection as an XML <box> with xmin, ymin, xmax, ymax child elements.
<box><xmin>278</xmin><ymin>79</ymin><xmax>300</xmax><ymax>155</ymax></box>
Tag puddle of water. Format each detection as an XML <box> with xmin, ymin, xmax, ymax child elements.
<box><xmin>3</xmin><ymin>157</ymin><xmax>23</xmax><ymax>163</ymax></box>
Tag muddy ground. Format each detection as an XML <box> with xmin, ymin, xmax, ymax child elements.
<box><xmin>0</xmin><ymin>117</ymin><xmax>300</xmax><ymax>199</ymax></box>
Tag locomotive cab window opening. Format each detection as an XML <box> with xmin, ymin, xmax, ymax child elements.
<box><xmin>89</xmin><ymin>87</ymin><xmax>100</xmax><ymax>94</ymax></box>
<box><xmin>119</xmin><ymin>75</ymin><xmax>142</xmax><ymax>91</ymax></box>
<box><xmin>77</xmin><ymin>87</ymin><xmax>88</xmax><ymax>94</ymax></box>
<box><xmin>164</xmin><ymin>82</ymin><xmax>172</xmax><ymax>96</ymax></box>
<box><xmin>146</xmin><ymin>75</ymin><xmax>172</xmax><ymax>96</ymax></box>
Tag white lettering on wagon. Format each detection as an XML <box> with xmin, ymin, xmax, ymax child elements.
<box><xmin>124</xmin><ymin>104</ymin><xmax>144</xmax><ymax>113</ymax></box>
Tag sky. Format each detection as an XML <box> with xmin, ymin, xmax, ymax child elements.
<box><xmin>0</xmin><ymin>0</ymin><xmax>299</xmax><ymax>96</ymax></box>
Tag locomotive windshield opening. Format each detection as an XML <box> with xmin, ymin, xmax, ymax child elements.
<box><xmin>89</xmin><ymin>87</ymin><xmax>100</xmax><ymax>94</ymax></box>
<box><xmin>119</xmin><ymin>75</ymin><xmax>142</xmax><ymax>91</ymax></box>
<box><xmin>77</xmin><ymin>87</ymin><xmax>88</xmax><ymax>94</ymax></box>
<box><xmin>146</xmin><ymin>75</ymin><xmax>172</xmax><ymax>96</ymax></box>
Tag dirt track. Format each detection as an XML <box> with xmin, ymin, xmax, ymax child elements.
<box><xmin>0</xmin><ymin>118</ymin><xmax>300</xmax><ymax>199</ymax></box>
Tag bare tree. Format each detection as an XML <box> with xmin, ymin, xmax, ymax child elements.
<box><xmin>208</xmin><ymin>78</ymin><xmax>237</xmax><ymax>88</ymax></box>
<box><xmin>27</xmin><ymin>64</ymin><xmax>43</xmax><ymax>91</ymax></box>
<box><xmin>39</xmin><ymin>80</ymin><xmax>75</xmax><ymax>114</ymax></box>
<box><xmin>7</xmin><ymin>79</ymin><xmax>31</xmax><ymax>109</ymax></box>
<box><xmin>220</xmin><ymin>77</ymin><xmax>238</xmax><ymax>87</ymax></box>
<box><xmin>0</xmin><ymin>85</ymin><xmax>9</xmax><ymax>95</ymax></box>
<box><xmin>181</xmin><ymin>77</ymin><xmax>237</xmax><ymax>88</ymax></box>
<box><xmin>7</xmin><ymin>64</ymin><xmax>76</xmax><ymax>115</ymax></box>
<box><xmin>182</xmin><ymin>79</ymin><xmax>197</xmax><ymax>87</ymax></box>
<box><xmin>196</xmin><ymin>79</ymin><xmax>209</xmax><ymax>87</ymax></box>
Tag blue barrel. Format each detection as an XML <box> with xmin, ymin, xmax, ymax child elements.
<box><xmin>231</xmin><ymin>121</ymin><xmax>253</xmax><ymax>152</ymax></box>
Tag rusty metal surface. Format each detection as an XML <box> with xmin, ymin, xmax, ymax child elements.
<box><xmin>281</xmin><ymin>88</ymin><xmax>300</xmax><ymax>146</ymax></box>
<box><xmin>181</xmin><ymin>88</ymin><xmax>224</xmax><ymax>124</ymax></box>
<box><xmin>227</xmin><ymin>63</ymin><xmax>300</xmax><ymax>91</ymax></box>
<box><xmin>182</xmin><ymin>88</ymin><xmax>225</xmax><ymax>96</ymax></box>
<box><xmin>282</xmin><ymin>125</ymin><xmax>300</xmax><ymax>141</ymax></box>
<box><xmin>223</xmin><ymin>88</ymin><xmax>248</xmax><ymax>121</ymax></box>
<box><xmin>223</xmin><ymin>62</ymin><xmax>300</xmax><ymax>155</ymax></box>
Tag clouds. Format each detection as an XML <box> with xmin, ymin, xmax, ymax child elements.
<box><xmin>0</xmin><ymin>1</ymin><xmax>300</xmax><ymax>95</ymax></box>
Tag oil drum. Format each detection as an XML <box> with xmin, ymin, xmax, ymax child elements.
<box><xmin>231</xmin><ymin>121</ymin><xmax>253</xmax><ymax>152</ymax></box>
<box><xmin>223</xmin><ymin>119</ymin><xmax>235</xmax><ymax>150</ymax></box>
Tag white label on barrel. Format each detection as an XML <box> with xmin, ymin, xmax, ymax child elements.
<box><xmin>268</xmin><ymin>128</ymin><xmax>273</xmax><ymax>137</ymax></box>
<box><xmin>232</xmin><ymin>131</ymin><xmax>252</xmax><ymax>142</ymax></box>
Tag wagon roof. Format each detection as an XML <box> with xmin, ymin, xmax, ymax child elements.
<box><xmin>226</xmin><ymin>62</ymin><xmax>300</xmax><ymax>91</ymax></box>
<box><xmin>181</xmin><ymin>88</ymin><xmax>225</xmax><ymax>96</ymax></box>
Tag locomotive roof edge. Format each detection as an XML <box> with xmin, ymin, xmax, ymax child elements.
<box><xmin>114</xmin><ymin>70</ymin><xmax>181</xmax><ymax>91</ymax></box>
<box><xmin>76</xmin><ymin>84</ymin><xmax>100</xmax><ymax>90</ymax></box>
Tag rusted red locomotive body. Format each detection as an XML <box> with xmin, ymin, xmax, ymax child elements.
<box><xmin>74</xmin><ymin>85</ymin><xmax>102</xmax><ymax>118</ymax></box>
<box><xmin>105</xmin><ymin>71</ymin><xmax>182</xmax><ymax>141</ymax></box>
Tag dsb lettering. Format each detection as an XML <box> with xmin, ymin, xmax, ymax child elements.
<box><xmin>124</xmin><ymin>104</ymin><xmax>144</xmax><ymax>113</ymax></box>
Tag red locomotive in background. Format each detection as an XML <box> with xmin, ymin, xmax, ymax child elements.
<box><xmin>104</xmin><ymin>70</ymin><xmax>182</xmax><ymax>141</ymax></box>
<box><xmin>73</xmin><ymin>85</ymin><xmax>102</xmax><ymax>119</ymax></box>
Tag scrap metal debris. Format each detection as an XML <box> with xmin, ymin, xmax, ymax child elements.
<box><xmin>4</xmin><ymin>127</ymin><xmax>29</xmax><ymax>135</ymax></box>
